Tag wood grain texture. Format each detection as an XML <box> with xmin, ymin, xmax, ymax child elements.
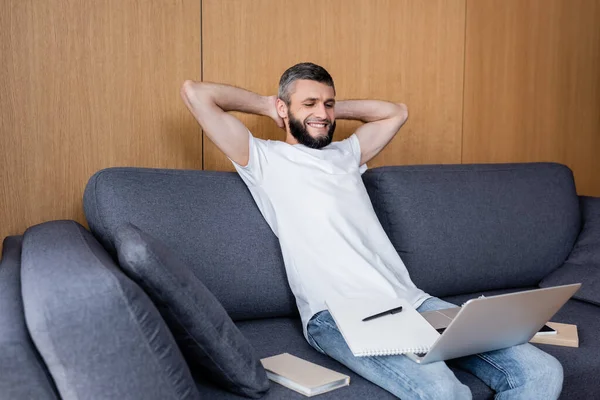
<box><xmin>0</xmin><ymin>0</ymin><xmax>201</xmax><ymax>240</ymax></box>
<box><xmin>463</xmin><ymin>0</ymin><xmax>600</xmax><ymax>196</ymax></box>
<box><xmin>202</xmin><ymin>0</ymin><xmax>466</xmax><ymax>172</ymax></box>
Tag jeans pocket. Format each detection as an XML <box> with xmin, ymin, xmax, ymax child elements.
<box><xmin>307</xmin><ymin>330</ymin><xmax>327</xmax><ymax>354</ymax></box>
<box><xmin>307</xmin><ymin>313</ymin><xmax>328</xmax><ymax>354</ymax></box>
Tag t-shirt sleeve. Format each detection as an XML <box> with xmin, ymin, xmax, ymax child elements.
<box><xmin>227</xmin><ymin>130</ymin><xmax>268</xmax><ymax>186</ymax></box>
<box><xmin>345</xmin><ymin>133</ymin><xmax>368</xmax><ymax>175</ymax></box>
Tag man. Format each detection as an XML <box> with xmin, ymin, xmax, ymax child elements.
<box><xmin>180</xmin><ymin>62</ymin><xmax>563</xmax><ymax>399</ymax></box>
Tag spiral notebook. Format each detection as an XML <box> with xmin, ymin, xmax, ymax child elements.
<box><xmin>325</xmin><ymin>296</ymin><xmax>440</xmax><ymax>357</ymax></box>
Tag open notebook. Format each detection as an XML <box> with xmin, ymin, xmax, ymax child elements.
<box><xmin>325</xmin><ymin>296</ymin><xmax>440</xmax><ymax>357</ymax></box>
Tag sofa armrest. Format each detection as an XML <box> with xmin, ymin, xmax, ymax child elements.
<box><xmin>20</xmin><ymin>220</ymin><xmax>200</xmax><ymax>400</ymax></box>
<box><xmin>0</xmin><ymin>235</ymin><xmax>59</xmax><ymax>399</ymax></box>
<box><xmin>540</xmin><ymin>196</ymin><xmax>600</xmax><ymax>306</ymax></box>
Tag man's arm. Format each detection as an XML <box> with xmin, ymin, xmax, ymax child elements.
<box><xmin>180</xmin><ymin>81</ymin><xmax>283</xmax><ymax>167</ymax></box>
<box><xmin>335</xmin><ymin>100</ymin><xmax>408</xmax><ymax>165</ymax></box>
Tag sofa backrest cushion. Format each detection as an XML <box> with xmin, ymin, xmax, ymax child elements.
<box><xmin>540</xmin><ymin>196</ymin><xmax>600</xmax><ymax>305</ymax></box>
<box><xmin>84</xmin><ymin>168</ymin><xmax>297</xmax><ymax>321</ymax></box>
<box><xmin>0</xmin><ymin>236</ymin><xmax>59</xmax><ymax>400</ymax></box>
<box><xmin>363</xmin><ymin>163</ymin><xmax>581</xmax><ymax>297</ymax></box>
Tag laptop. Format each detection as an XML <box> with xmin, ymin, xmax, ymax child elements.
<box><xmin>405</xmin><ymin>283</ymin><xmax>581</xmax><ymax>364</ymax></box>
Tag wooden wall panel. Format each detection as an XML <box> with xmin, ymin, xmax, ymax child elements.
<box><xmin>202</xmin><ymin>0</ymin><xmax>466</xmax><ymax>172</ymax></box>
<box><xmin>463</xmin><ymin>0</ymin><xmax>600</xmax><ymax>196</ymax></box>
<box><xmin>0</xmin><ymin>0</ymin><xmax>201</xmax><ymax>241</ymax></box>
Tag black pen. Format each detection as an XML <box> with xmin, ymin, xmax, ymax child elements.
<box><xmin>362</xmin><ymin>305</ymin><xmax>403</xmax><ymax>322</ymax></box>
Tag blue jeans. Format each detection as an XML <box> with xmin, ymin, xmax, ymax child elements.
<box><xmin>307</xmin><ymin>297</ymin><xmax>563</xmax><ymax>400</ymax></box>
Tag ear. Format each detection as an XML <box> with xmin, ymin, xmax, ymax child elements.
<box><xmin>276</xmin><ymin>98</ymin><xmax>288</xmax><ymax>119</ymax></box>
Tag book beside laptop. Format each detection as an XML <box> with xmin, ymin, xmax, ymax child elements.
<box><xmin>529</xmin><ymin>322</ymin><xmax>579</xmax><ymax>347</ymax></box>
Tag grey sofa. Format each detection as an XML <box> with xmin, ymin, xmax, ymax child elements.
<box><xmin>2</xmin><ymin>162</ymin><xmax>599</xmax><ymax>399</ymax></box>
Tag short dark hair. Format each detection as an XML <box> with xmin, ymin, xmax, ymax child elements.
<box><xmin>278</xmin><ymin>62</ymin><xmax>335</xmax><ymax>105</ymax></box>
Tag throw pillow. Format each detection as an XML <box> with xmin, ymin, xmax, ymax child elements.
<box><xmin>114</xmin><ymin>223</ymin><xmax>269</xmax><ymax>399</ymax></box>
<box><xmin>540</xmin><ymin>196</ymin><xmax>600</xmax><ymax>305</ymax></box>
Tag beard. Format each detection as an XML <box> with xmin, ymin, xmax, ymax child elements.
<box><xmin>288</xmin><ymin>111</ymin><xmax>336</xmax><ymax>149</ymax></box>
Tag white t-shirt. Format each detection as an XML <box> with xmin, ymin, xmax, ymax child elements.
<box><xmin>229</xmin><ymin>130</ymin><xmax>430</xmax><ymax>338</ymax></box>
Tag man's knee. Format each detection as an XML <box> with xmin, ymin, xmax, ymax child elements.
<box><xmin>513</xmin><ymin>350</ymin><xmax>563</xmax><ymax>398</ymax></box>
<box><xmin>423</xmin><ymin>377</ymin><xmax>472</xmax><ymax>400</ymax></box>
<box><xmin>534</xmin><ymin>353</ymin><xmax>563</xmax><ymax>397</ymax></box>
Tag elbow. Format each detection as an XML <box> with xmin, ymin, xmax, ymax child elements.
<box><xmin>394</xmin><ymin>103</ymin><xmax>408</xmax><ymax>124</ymax></box>
<box><xmin>180</xmin><ymin>80</ymin><xmax>210</xmax><ymax>104</ymax></box>
<box><xmin>180</xmin><ymin>80</ymin><xmax>195</xmax><ymax>100</ymax></box>
<box><xmin>386</xmin><ymin>103</ymin><xmax>408</xmax><ymax>131</ymax></box>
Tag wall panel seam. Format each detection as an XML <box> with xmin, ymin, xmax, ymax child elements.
<box><xmin>201</xmin><ymin>0</ymin><xmax>205</xmax><ymax>170</ymax></box>
<box><xmin>461</xmin><ymin>0</ymin><xmax>468</xmax><ymax>165</ymax></box>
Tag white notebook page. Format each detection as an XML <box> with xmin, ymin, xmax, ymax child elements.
<box><xmin>325</xmin><ymin>296</ymin><xmax>440</xmax><ymax>357</ymax></box>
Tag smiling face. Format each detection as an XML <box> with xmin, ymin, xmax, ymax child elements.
<box><xmin>278</xmin><ymin>79</ymin><xmax>337</xmax><ymax>149</ymax></box>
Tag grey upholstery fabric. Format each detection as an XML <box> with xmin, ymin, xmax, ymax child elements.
<box><xmin>540</xmin><ymin>196</ymin><xmax>600</xmax><ymax>305</ymax></box>
<box><xmin>115</xmin><ymin>223</ymin><xmax>269</xmax><ymax>398</ymax></box>
<box><xmin>363</xmin><ymin>163</ymin><xmax>580</xmax><ymax>297</ymax></box>
<box><xmin>444</xmin><ymin>288</ymin><xmax>600</xmax><ymax>400</ymax></box>
<box><xmin>84</xmin><ymin>168</ymin><xmax>296</xmax><ymax>321</ymax></box>
<box><xmin>193</xmin><ymin>317</ymin><xmax>492</xmax><ymax>399</ymax></box>
<box><xmin>0</xmin><ymin>236</ymin><xmax>58</xmax><ymax>400</ymax></box>
<box><xmin>80</xmin><ymin>163</ymin><xmax>597</xmax><ymax>399</ymax></box>
<box><xmin>20</xmin><ymin>220</ymin><xmax>200</xmax><ymax>400</ymax></box>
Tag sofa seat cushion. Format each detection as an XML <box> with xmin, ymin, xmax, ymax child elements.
<box><xmin>541</xmin><ymin>196</ymin><xmax>600</xmax><ymax>305</ymax></box>
<box><xmin>444</xmin><ymin>288</ymin><xmax>600</xmax><ymax>400</ymax></box>
<box><xmin>191</xmin><ymin>317</ymin><xmax>493</xmax><ymax>399</ymax></box>
<box><xmin>115</xmin><ymin>223</ymin><xmax>269</xmax><ymax>398</ymax></box>
<box><xmin>0</xmin><ymin>236</ymin><xmax>58</xmax><ymax>399</ymax></box>
<box><xmin>21</xmin><ymin>220</ymin><xmax>200</xmax><ymax>400</ymax></box>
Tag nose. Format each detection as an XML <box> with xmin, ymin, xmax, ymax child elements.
<box><xmin>314</xmin><ymin>103</ymin><xmax>328</xmax><ymax>120</ymax></box>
